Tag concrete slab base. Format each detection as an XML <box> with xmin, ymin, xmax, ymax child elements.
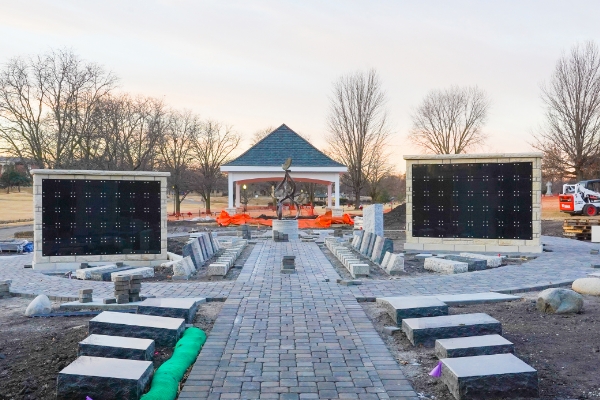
<box><xmin>78</xmin><ymin>334</ymin><xmax>155</xmax><ymax>361</ymax></box>
<box><xmin>137</xmin><ymin>297</ymin><xmax>206</xmax><ymax>323</ymax></box>
<box><xmin>89</xmin><ymin>311</ymin><xmax>185</xmax><ymax>347</ymax></box>
<box><xmin>56</xmin><ymin>356</ymin><xmax>153</xmax><ymax>400</ymax></box>
<box><xmin>376</xmin><ymin>296</ymin><xmax>448</xmax><ymax>326</ymax></box>
<box><xmin>441</xmin><ymin>354</ymin><xmax>538</xmax><ymax>399</ymax></box>
<box><xmin>402</xmin><ymin>313</ymin><xmax>502</xmax><ymax>347</ymax></box>
<box><xmin>435</xmin><ymin>334</ymin><xmax>514</xmax><ymax>358</ymax></box>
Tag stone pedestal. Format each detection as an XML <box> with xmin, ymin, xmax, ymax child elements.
<box><xmin>363</xmin><ymin>204</ymin><xmax>383</xmax><ymax>236</ymax></box>
<box><xmin>330</xmin><ymin>207</ymin><xmax>343</xmax><ymax>217</ymax></box>
<box><xmin>225</xmin><ymin>207</ymin><xmax>237</xmax><ymax>215</ymax></box>
<box><xmin>272</xmin><ymin>220</ymin><xmax>299</xmax><ymax>240</ymax></box>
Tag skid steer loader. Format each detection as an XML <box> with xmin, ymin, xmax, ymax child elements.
<box><xmin>559</xmin><ymin>180</ymin><xmax>600</xmax><ymax>216</ymax></box>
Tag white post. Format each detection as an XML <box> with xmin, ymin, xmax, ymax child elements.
<box><xmin>334</xmin><ymin>175</ymin><xmax>340</xmax><ymax>207</ymax></box>
<box><xmin>235</xmin><ymin>183</ymin><xmax>241</xmax><ymax>208</ymax></box>
<box><xmin>327</xmin><ymin>183</ymin><xmax>332</xmax><ymax>207</ymax></box>
<box><xmin>228</xmin><ymin>175</ymin><xmax>234</xmax><ymax>208</ymax></box>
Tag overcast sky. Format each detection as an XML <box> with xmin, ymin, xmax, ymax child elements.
<box><xmin>1</xmin><ymin>1</ymin><xmax>598</xmax><ymax>171</ymax></box>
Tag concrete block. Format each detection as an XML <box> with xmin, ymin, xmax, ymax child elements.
<box><xmin>459</xmin><ymin>253</ymin><xmax>504</xmax><ymax>268</ymax></box>
<box><xmin>56</xmin><ymin>356</ymin><xmax>153</xmax><ymax>400</ymax></box>
<box><xmin>441</xmin><ymin>354</ymin><xmax>538</xmax><ymax>399</ymax></box>
<box><xmin>78</xmin><ymin>334</ymin><xmax>155</xmax><ymax>361</ymax></box>
<box><xmin>89</xmin><ymin>311</ymin><xmax>185</xmax><ymax>347</ymax></box>
<box><xmin>377</xmin><ymin>296</ymin><xmax>448</xmax><ymax>326</ymax></box>
<box><xmin>137</xmin><ymin>297</ymin><xmax>205</xmax><ymax>323</ymax></box>
<box><xmin>111</xmin><ymin>267</ymin><xmax>154</xmax><ymax>281</ymax></box>
<box><xmin>402</xmin><ymin>313</ymin><xmax>502</xmax><ymax>347</ymax></box>
<box><xmin>443</xmin><ymin>255</ymin><xmax>487</xmax><ymax>271</ymax></box>
<box><xmin>348</xmin><ymin>263</ymin><xmax>369</xmax><ymax>278</ymax></box>
<box><xmin>424</xmin><ymin>257</ymin><xmax>468</xmax><ymax>274</ymax></box>
<box><xmin>435</xmin><ymin>334</ymin><xmax>514</xmax><ymax>358</ymax></box>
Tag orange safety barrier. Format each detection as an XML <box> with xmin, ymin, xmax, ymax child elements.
<box><xmin>216</xmin><ymin>210</ymin><xmax>354</xmax><ymax>228</ymax></box>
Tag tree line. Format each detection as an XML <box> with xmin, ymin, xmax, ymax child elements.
<box><xmin>2</xmin><ymin>42</ymin><xmax>597</xmax><ymax>211</ymax></box>
<box><xmin>0</xmin><ymin>49</ymin><xmax>240</xmax><ymax>213</ymax></box>
<box><xmin>324</xmin><ymin>41</ymin><xmax>600</xmax><ymax>206</ymax></box>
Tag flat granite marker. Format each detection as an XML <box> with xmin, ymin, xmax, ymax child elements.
<box><xmin>377</xmin><ymin>296</ymin><xmax>448</xmax><ymax>325</ymax></box>
<box><xmin>441</xmin><ymin>354</ymin><xmax>538</xmax><ymax>399</ymax></box>
<box><xmin>78</xmin><ymin>334</ymin><xmax>155</xmax><ymax>361</ymax></box>
<box><xmin>137</xmin><ymin>297</ymin><xmax>206</xmax><ymax>323</ymax></box>
<box><xmin>89</xmin><ymin>311</ymin><xmax>185</xmax><ymax>347</ymax></box>
<box><xmin>402</xmin><ymin>313</ymin><xmax>502</xmax><ymax>347</ymax></box>
<box><xmin>435</xmin><ymin>334</ymin><xmax>514</xmax><ymax>358</ymax></box>
<box><xmin>56</xmin><ymin>356</ymin><xmax>153</xmax><ymax>400</ymax></box>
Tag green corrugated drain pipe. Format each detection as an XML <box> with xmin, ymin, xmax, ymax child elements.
<box><xmin>140</xmin><ymin>327</ymin><xmax>207</xmax><ymax>400</ymax></box>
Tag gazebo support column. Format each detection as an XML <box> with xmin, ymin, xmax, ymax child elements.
<box><xmin>327</xmin><ymin>184</ymin><xmax>332</xmax><ymax>208</ymax></box>
<box><xmin>334</xmin><ymin>175</ymin><xmax>340</xmax><ymax>207</ymax></box>
<box><xmin>228</xmin><ymin>175</ymin><xmax>234</xmax><ymax>208</ymax></box>
<box><xmin>235</xmin><ymin>183</ymin><xmax>241</xmax><ymax>208</ymax></box>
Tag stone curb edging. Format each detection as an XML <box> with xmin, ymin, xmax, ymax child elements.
<box><xmin>355</xmin><ymin>279</ymin><xmax>575</xmax><ymax>302</ymax></box>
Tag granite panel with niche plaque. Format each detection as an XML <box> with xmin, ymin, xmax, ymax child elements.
<box><xmin>32</xmin><ymin>170</ymin><xmax>170</xmax><ymax>271</ymax></box>
<box><xmin>42</xmin><ymin>179</ymin><xmax>161</xmax><ymax>256</ymax></box>
<box><xmin>412</xmin><ymin>162</ymin><xmax>533</xmax><ymax>240</ymax></box>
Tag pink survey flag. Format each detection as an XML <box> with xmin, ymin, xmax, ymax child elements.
<box><xmin>429</xmin><ymin>361</ymin><xmax>442</xmax><ymax>378</ymax></box>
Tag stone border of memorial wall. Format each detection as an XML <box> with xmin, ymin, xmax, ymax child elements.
<box><xmin>31</xmin><ymin>169</ymin><xmax>170</xmax><ymax>271</ymax></box>
<box><xmin>404</xmin><ymin>153</ymin><xmax>543</xmax><ymax>253</ymax></box>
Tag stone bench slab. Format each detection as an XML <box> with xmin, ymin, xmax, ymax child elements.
<box><xmin>56</xmin><ymin>355</ymin><xmax>153</xmax><ymax>400</ymax></box>
<box><xmin>402</xmin><ymin>313</ymin><xmax>502</xmax><ymax>347</ymax></box>
<box><xmin>111</xmin><ymin>267</ymin><xmax>154</xmax><ymax>281</ymax></box>
<box><xmin>79</xmin><ymin>334</ymin><xmax>155</xmax><ymax>361</ymax></box>
<box><xmin>75</xmin><ymin>264</ymin><xmax>117</xmax><ymax>280</ymax></box>
<box><xmin>89</xmin><ymin>311</ymin><xmax>185</xmax><ymax>347</ymax></box>
<box><xmin>377</xmin><ymin>296</ymin><xmax>448</xmax><ymax>326</ymax></box>
<box><xmin>435</xmin><ymin>334</ymin><xmax>514</xmax><ymax>358</ymax></box>
<box><xmin>137</xmin><ymin>297</ymin><xmax>206</xmax><ymax>323</ymax></box>
<box><xmin>459</xmin><ymin>253</ymin><xmax>504</xmax><ymax>268</ymax></box>
<box><xmin>441</xmin><ymin>353</ymin><xmax>538</xmax><ymax>399</ymax></box>
<box><xmin>424</xmin><ymin>258</ymin><xmax>468</xmax><ymax>274</ymax></box>
<box><xmin>443</xmin><ymin>255</ymin><xmax>487</xmax><ymax>271</ymax></box>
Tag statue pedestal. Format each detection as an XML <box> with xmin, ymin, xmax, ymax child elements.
<box><xmin>225</xmin><ymin>208</ymin><xmax>237</xmax><ymax>215</ymax></box>
<box><xmin>272</xmin><ymin>220</ymin><xmax>299</xmax><ymax>240</ymax></box>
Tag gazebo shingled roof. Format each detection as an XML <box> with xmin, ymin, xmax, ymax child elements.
<box><xmin>223</xmin><ymin>124</ymin><xmax>344</xmax><ymax>168</ymax></box>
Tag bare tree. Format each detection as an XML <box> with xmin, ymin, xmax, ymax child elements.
<box><xmin>0</xmin><ymin>49</ymin><xmax>117</xmax><ymax>168</ymax></box>
<box><xmin>409</xmin><ymin>85</ymin><xmax>489</xmax><ymax>154</ymax></box>
<box><xmin>93</xmin><ymin>94</ymin><xmax>165</xmax><ymax>171</ymax></box>
<box><xmin>326</xmin><ymin>69</ymin><xmax>391</xmax><ymax>209</ymax></box>
<box><xmin>191</xmin><ymin>121</ymin><xmax>241</xmax><ymax>213</ymax></box>
<box><xmin>250</xmin><ymin>126</ymin><xmax>275</xmax><ymax>146</ymax></box>
<box><xmin>158</xmin><ymin>111</ymin><xmax>199</xmax><ymax>214</ymax></box>
<box><xmin>533</xmin><ymin>41</ymin><xmax>600</xmax><ymax>181</ymax></box>
<box><xmin>364</xmin><ymin>148</ymin><xmax>394</xmax><ymax>201</ymax></box>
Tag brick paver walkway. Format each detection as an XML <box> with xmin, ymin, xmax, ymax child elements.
<box><xmin>1</xmin><ymin>236</ymin><xmax>598</xmax><ymax>398</ymax></box>
<box><xmin>181</xmin><ymin>241</ymin><xmax>418</xmax><ymax>399</ymax></box>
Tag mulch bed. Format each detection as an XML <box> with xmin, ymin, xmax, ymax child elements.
<box><xmin>362</xmin><ymin>293</ymin><xmax>600</xmax><ymax>399</ymax></box>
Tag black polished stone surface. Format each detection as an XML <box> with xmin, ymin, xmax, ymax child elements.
<box><xmin>412</xmin><ymin>163</ymin><xmax>533</xmax><ymax>240</ymax></box>
<box><xmin>42</xmin><ymin>179</ymin><xmax>161</xmax><ymax>256</ymax></box>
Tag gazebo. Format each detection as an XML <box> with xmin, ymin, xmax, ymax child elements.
<box><xmin>220</xmin><ymin>124</ymin><xmax>347</xmax><ymax>212</ymax></box>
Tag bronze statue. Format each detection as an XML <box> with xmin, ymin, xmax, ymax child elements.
<box><xmin>275</xmin><ymin>158</ymin><xmax>300</xmax><ymax>220</ymax></box>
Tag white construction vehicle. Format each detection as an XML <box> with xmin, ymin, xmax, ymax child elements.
<box><xmin>559</xmin><ymin>180</ymin><xmax>600</xmax><ymax>216</ymax></box>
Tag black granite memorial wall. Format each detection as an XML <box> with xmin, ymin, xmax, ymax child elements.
<box><xmin>41</xmin><ymin>179</ymin><xmax>161</xmax><ymax>256</ymax></box>
<box><xmin>412</xmin><ymin>163</ymin><xmax>532</xmax><ymax>240</ymax></box>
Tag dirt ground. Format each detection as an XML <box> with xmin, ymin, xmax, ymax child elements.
<box><xmin>362</xmin><ymin>293</ymin><xmax>600</xmax><ymax>400</ymax></box>
<box><xmin>0</xmin><ymin>296</ymin><xmax>223</xmax><ymax>400</ymax></box>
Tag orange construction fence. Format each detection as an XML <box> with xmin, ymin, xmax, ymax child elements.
<box><xmin>216</xmin><ymin>210</ymin><xmax>354</xmax><ymax>228</ymax></box>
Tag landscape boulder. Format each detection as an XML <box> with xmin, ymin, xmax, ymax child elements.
<box><xmin>536</xmin><ymin>288</ymin><xmax>583</xmax><ymax>314</ymax></box>
<box><xmin>572</xmin><ymin>278</ymin><xmax>600</xmax><ymax>296</ymax></box>
<box><xmin>25</xmin><ymin>294</ymin><xmax>52</xmax><ymax>316</ymax></box>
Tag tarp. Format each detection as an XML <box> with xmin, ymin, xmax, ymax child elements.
<box><xmin>216</xmin><ymin>210</ymin><xmax>354</xmax><ymax>228</ymax></box>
